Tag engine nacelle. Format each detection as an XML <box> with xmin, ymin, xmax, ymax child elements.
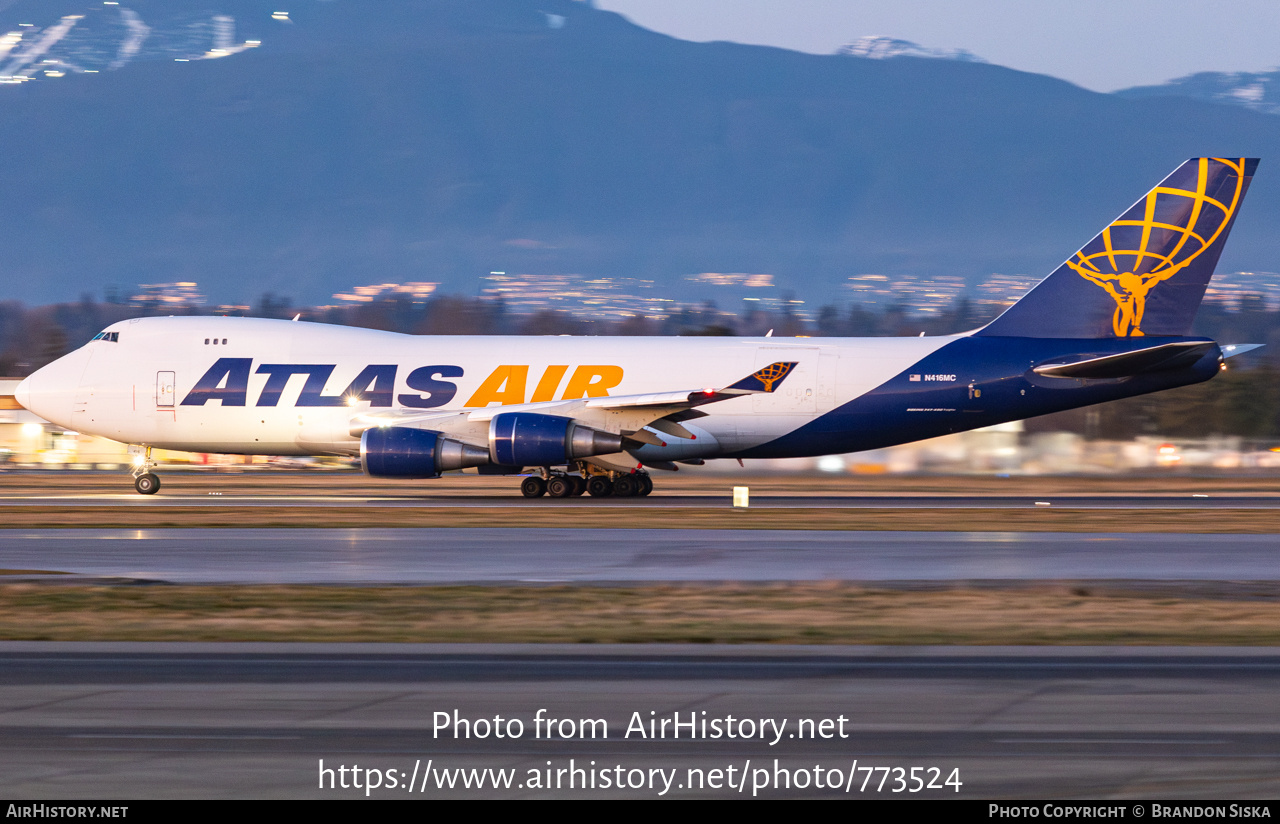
<box><xmin>489</xmin><ymin>412</ymin><xmax>624</xmax><ymax>467</ymax></box>
<box><xmin>360</xmin><ymin>426</ymin><xmax>490</xmax><ymax>478</ymax></box>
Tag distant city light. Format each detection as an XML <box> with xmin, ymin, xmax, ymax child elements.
<box><xmin>0</xmin><ymin>33</ymin><xmax>22</xmax><ymax>61</ymax></box>
<box><xmin>843</xmin><ymin>273</ymin><xmax>1037</xmax><ymax>315</ymax></box>
<box><xmin>479</xmin><ymin>273</ymin><xmax>682</xmax><ymax>321</ymax></box>
<box><xmin>130</xmin><ymin>282</ymin><xmax>205</xmax><ymax>307</ymax></box>
<box><xmin>1204</xmin><ymin>271</ymin><xmax>1280</xmax><ymax>311</ymax></box>
<box><xmin>333</xmin><ymin>282</ymin><xmax>439</xmax><ymax>303</ymax></box>
<box><xmin>688</xmin><ymin>272</ymin><xmax>774</xmax><ymax>288</ymax></box>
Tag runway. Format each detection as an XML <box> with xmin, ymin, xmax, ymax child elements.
<box><xmin>3</xmin><ymin>527</ymin><xmax>1279</xmax><ymax>583</ymax></box>
<box><xmin>4</xmin><ymin>491</ymin><xmax>1280</xmax><ymax>509</ymax></box>
<box><xmin>1</xmin><ymin>644</ymin><xmax>1277</xmax><ymax>798</ymax></box>
<box><xmin>3</xmin><ymin>478</ymin><xmax>1277</xmax><ymax>800</ymax></box>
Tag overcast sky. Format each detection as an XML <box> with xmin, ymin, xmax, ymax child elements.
<box><xmin>593</xmin><ymin>0</ymin><xmax>1280</xmax><ymax>92</ymax></box>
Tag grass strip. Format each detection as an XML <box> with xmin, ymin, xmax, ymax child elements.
<box><xmin>3</xmin><ymin>582</ymin><xmax>1280</xmax><ymax>645</ymax></box>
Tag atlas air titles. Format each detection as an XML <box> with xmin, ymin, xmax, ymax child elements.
<box><xmin>180</xmin><ymin>359</ymin><xmax>626</xmax><ymax>408</ymax></box>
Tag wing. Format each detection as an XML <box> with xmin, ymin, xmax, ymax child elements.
<box><xmin>348</xmin><ymin>361</ymin><xmax>800</xmax><ymax>443</ymax></box>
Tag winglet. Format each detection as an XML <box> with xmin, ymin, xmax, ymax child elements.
<box><xmin>722</xmin><ymin>362</ymin><xmax>798</xmax><ymax>394</ymax></box>
<box><xmin>670</xmin><ymin>361</ymin><xmax>801</xmax><ymax>409</ymax></box>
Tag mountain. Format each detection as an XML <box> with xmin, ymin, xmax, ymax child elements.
<box><xmin>1116</xmin><ymin>70</ymin><xmax>1280</xmax><ymax>117</ymax></box>
<box><xmin>835</xmin><ymin>35</ymin><xmax>985</xmax><ymax>63</ymax></box>
<box><xmin>2</xmin><ymin>0</ymin><xmax>1280</xmax><ymax>307</ymax></box>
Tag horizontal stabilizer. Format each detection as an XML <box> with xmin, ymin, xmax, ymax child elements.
<box><xmin>1032</xmin><ymin>341</ymin><xmax>1216</xmax><ymax>379</ymax></box>
<box><xmin>1222</xmin><ymin>343</ymin><xmax>1264</xmax><ymax>359</ymax></box>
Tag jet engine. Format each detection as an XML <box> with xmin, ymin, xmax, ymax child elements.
<box><xmin>361</xmin><ymin>426</ymin><xmax>490</xmax><ymax>478</ymax></box>
<box><xmin>489</xmin><ymin>412</ymin><xmax>624</xmax><ymax>467</ymax></box>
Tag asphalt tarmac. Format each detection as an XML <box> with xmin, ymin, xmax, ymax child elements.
<box><xmin>1</xmin><ymin>644</ymin><xmax>1277</xmax><ymax>799</ymax></box>
<box><xmin>2</xmin><ymin>477</ymin><xmax>1275</xmax><ymax>800</ymax></box>
<box><xmin>4</xmin><ymin>491</ymin><xmax>1280</xmax><ymax>508</ymax></box>
<box><xmin>1</xmin><ymin>527</ymin><xmax>1275</xmax><ymax>583</ymax></box>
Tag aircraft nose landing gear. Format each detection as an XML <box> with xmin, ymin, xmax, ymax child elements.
<box><xmin>131</xmin><ymin>446</ymin><xmax>161</xmax><ymax>495</ymax></box>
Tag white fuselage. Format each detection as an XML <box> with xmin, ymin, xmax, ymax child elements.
<box><xmin>17</xmin><ymin>316</ymin><xmax>954</xmax><ymax>460</ymax></box>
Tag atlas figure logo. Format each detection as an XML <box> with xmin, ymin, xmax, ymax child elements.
<box><xmin>1066</xmin><ymin>157</ymin><xmax>1248</xmax><ymax>337</ymax></box>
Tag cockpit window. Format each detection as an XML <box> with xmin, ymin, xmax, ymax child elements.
<box><xmin>92</xmin><ymin>331</ymin><xmax>119</xmax><ymax>342</ymax></box>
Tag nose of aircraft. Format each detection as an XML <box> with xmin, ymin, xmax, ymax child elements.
<box><xmin>14</xmin><ymin>376</ymin><xmax>31</xmax><ymax>410</ymax></box>
<box><xmin>14</xmin><ymin>351</ymin><xmax>87</xmax><ymax>428</ymax></box>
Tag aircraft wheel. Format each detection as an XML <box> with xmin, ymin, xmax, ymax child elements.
<box><xmin>586</xmin><ymin>477</ymin><xmax>613</xmax><ymax>497</ymax></box>
<box><xmin>637</xmin><ymin>475</ymin><xmax>654</xmax><ymax>496</ymax></box>
<box><xmin>571</xmin><ymin>476</ymin><xmax>587</xmax><ymax>496</ymax></box>
<box><xmin>521</xmin><ymin>477</ymin><xmax>547</xmax><ymax>498</ymax></box>
<box><xmin>547</xmin><ymin>477</ymin><xmax>574</xmax><ymax>498</ymax></box>
<box><xmin>134</xmin><ymin>473</ymin><xmax>161</xmax><ymax>495</ymax></box>
<box><xmin>613</xmin><ymin>476</ymin><xmax>639</xmax><ymax>497</ymax></box>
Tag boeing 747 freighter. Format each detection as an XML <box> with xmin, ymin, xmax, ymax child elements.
<box><xmin>15</xmin><ymin>158</ymin><xmax>1262</xmax><ymax>497</ymax></box>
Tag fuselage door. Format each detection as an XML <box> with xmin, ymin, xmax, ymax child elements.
<box><xmin>157</xmin><ymin>371</ymin><xmax>176</xmax><ymax>408</ymax></box>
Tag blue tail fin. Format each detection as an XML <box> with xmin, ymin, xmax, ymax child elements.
<box><xmin>978</xmin><ymin>157</ymin><xmax>1258</xmax><ymax>338</ymax></box>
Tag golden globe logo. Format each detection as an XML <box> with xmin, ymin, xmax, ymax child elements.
<box><xmin>1067</xmin><ymin>157</ymin><xmax>1247</xmax><ymax>336</ymax></box>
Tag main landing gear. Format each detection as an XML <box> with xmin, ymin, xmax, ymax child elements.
<box><xmin>520</xmin><ymin>467</ymin><xmax>653</xmax><ymax>499</ymax></box>
<box><xmin>131</xmin><ymin>446</ymin><xmax>161</xmax><ymax>495</ymax></box>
